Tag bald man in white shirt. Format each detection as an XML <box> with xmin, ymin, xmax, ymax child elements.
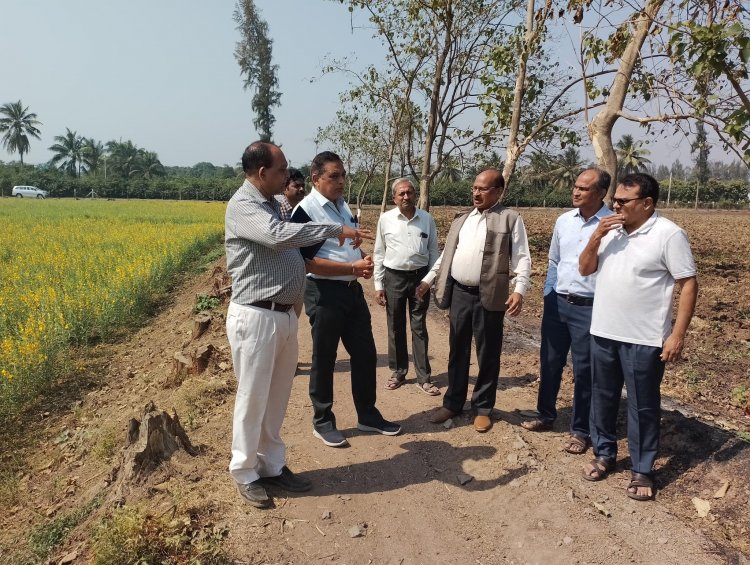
<box><xmin>416</xmin><ymin>169</ymin><xmax>532</xmax><ymax>432</ymax></box>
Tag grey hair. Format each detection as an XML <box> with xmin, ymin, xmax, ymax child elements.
<box><xmin>391</xmin><ymin>177</ymin><xmax>415</xmax><ymax>195</ymax></box>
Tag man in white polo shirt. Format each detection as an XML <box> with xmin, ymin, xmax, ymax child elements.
<box><xmin>578</xmin><ymin>173</ymin><xmax>698</xmax><ymax>502</ymax></box>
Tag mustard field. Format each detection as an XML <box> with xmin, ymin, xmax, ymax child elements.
<box><xmin>0</xmin><ymin>198</ymin><xmax>225</xmax><ymax>417</ymax></box>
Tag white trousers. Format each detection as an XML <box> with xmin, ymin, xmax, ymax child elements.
<box><xmin>226</xmin><ymin>301</ymin><xmax>298</xmax><ymax>485</ymax></box>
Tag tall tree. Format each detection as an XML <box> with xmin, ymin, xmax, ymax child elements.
<box><xmin>691</xmin><ymin>123</ymin><xmax>710</xmax><ymax>187</ymax></box>
<box><xmin>82</xmin><ymin>138</ymin><xmax>104</xmax><ymax>175</ymax></box>
<box><xmin>133</xmin><ymin>151</ymin><xmax>165</xmax><ymax>180</ymax></box>
<box><xmin>106</xmin><ymin>140</ymin><xmax>142</xmax><ymax>178</ymax></box>
<box><xmin>233</xmin><ymin>0</ymin><xmax>281</xmax><ymax>142</ymax></box>
<box><xmin>341</xmin><ymin>0</ymin><xmax>517</xmax><ymax>210</ymax></box>
<box><xmin>0</xmin><ymin>100</ymin><xmax>42</xmax><ymax>165</ymax></box>
<box><xmin>49</xmin><ymin>128</ymin><xmax>84</xmax><ymax>177</ymax></box>
<box><xmin>615</xmin><ymin>134</ymin><xmax>652</xmax><ymax>175</ymax></box>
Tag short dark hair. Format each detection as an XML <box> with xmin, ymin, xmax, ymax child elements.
<box><xmin>582</xmin><ymin>167</ymin><xmax>611</xmax><ymax>193</ymax></box>
<box><xmin>619</xmin><ymin>172</ymin><xmax>659</xmax><ymax>204</ymax></box>
<box><xmin>311</xmin><ymin>151</ymin><xmax>342</xmax><ymax>177</ymax></box>
<box><xmin>241</xmin><ymin>141</ymin><xmax>275</xmax><ymax>176</ymax></box>
<box><xmin>287</xmin><ymin>167</ymin><xmax>304</xmax><ymax>186</ymax></box>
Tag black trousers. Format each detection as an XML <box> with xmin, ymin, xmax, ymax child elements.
<box><xmin>444</xmin><ymin>284</ymin><xmax>505</xmax><ymax>415</ymax></box>
<box><xmin>304</xmin><ymin>278</ymin><xmax>382</xmax><ymax>431</ymax></box>
<box><xmin>383</xmin><ymin>266</ymin><xmax>431</xmax><ymax>383</ymax></box>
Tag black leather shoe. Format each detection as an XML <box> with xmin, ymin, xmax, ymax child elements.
<box><xmin>237</xmin><ymin>480</ymin><xmax>272</xmax><ymax>508</ymax></box>
<box><xmin>261</xmin><ymin>466</ymin><xmax>312</xmax><ymax>492</ymax></box>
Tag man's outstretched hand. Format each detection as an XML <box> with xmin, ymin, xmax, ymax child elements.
<box><xmin>339</xmin><ymin>225</ymin><xmax>373</xmax><ymax>248</ymax></box>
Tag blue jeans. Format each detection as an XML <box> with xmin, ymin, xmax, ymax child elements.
<box><xmin>537</xmin><ymin>291</ymin><xmax>593</xmax><ymax>438</ymax></box>
<box><xmin>589</xmin><ymin>336</ymin><xmax>665</xmax><ymax>475</ymax></box>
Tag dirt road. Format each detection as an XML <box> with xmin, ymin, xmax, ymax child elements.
<box><xmin>2</xmin><ymin>257</ymin><xmax>747</xmax><ymax>564</ymax></box>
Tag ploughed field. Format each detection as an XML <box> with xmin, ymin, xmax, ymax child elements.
<box><xmin>426</xmin><ymin>206</ymin><xmax>750</xmax><ymax>432</ymax></box>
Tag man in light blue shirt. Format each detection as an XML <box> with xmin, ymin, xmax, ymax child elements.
<box><xmin>521</xmin><ymin>168</ymin><xmax>612</xmax><ymax>454</ymax></box>
<box><xmin>291</xmin><ymin>151</ymin><xmax>402</xmax><ymax>448</ymax></box>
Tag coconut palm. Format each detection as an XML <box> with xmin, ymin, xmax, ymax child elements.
<box><xmin>106</xmin><ymin>140</ymin><xmax>141</xmax><ymax>178</ymax></box>
<box><xmin>81</xmin><ymin>138</ymin><xmax>104</xmax><ymax>175</ymax></box>
<box><xmin>615</xmin><ymin>134</ymin><xmax>651</xmax><ymax>175</ymax></box>
<box><xmin>0</xmin><ymin>100</ymin><xmax>42</xmax><ymax>165</ymax></box>
<box><xmin>49</xmin><ymin>128</ymin><xmax>84</xmax><ymax>177</ymax></box>
<box><xmin>522</xmin><ymin>148</ymin><xmax>584</xmax><ymax>193</ymax></box>
<box><xmin>134</xmin><ymin>151</ymin><xmax>165</xmax><ymax>179</ymax></box>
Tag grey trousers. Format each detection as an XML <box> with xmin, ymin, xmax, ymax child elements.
<box><xmin>383</xmin><ymin>266</ymin><xmax>431</xmax><ymax>384</ymax></box>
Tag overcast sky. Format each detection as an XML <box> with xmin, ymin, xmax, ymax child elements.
<box><xmin>0</xmin><ymin>1</ymin><xmax>734</xmax><ymax>170</ymax></box>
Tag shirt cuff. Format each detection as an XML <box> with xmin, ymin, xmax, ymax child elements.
<box><xmin>421</xmin><ymin>271</ymin><xmax>437</xmax><ymax>285</ymax></box>
<box><xmin>513</xmin><ymin>279</ymin><xmax>529</xmax><ymax>296</ymax></box>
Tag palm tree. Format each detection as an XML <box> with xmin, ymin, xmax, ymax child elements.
<box><xmin>615</xmin><ymin>134</ymin><xmax>651</xmax><ymax>175</ymax></box>
<box><xmin>106</xmin><ymin>140</ymin><xmax>141</xmax><ymax>178</ymax></box>
<box><xmin>522</xmin><ymin>148</ymin><xmax>584</xmax><ymax>193</ymax></box>
<box><xmin>0</xmin><ymin>100</ymin><xmax>42</xmax><ymax>165</ymax></box>
<box><xmin>134</xmin><ymin>150</ymin><xmax>165</xmax><ymax>179</ymax></box>
<box><xmin>49</xmin><ymin>128</ymin><xmax>84</xmax><ymax>176</ymax></box>
<box><xmin>81</xmin><ymin>138</ymin><xmax>104</xmax><ymax>175</ymax></box>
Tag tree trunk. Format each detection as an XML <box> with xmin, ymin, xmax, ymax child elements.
<box><xmin>503</xmin><ymin>0</ymin><xmax>539</xmax><ymax>194</ymax></box>
<box><xmin>588</xmin><ymin>0</ymin><xmax>665</xmax><ymax>198</ymax></box>
<box><xmin>381</xmin><ymin>137</ymin><xmax>396</xmax><ymax>214</ymax></box>
<box><xmin>417</xmin><ymin>13</ymin><xmax>451</xmax><ymax>211</ymax></box>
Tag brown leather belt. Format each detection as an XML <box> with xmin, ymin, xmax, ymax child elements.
<box><xmin>250</xmin><ymin>301</ymin><xmax>293</xmax><ymax>312</ymax></box>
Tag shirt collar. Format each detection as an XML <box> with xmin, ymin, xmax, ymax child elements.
<box><xmin>242</xmin><ymin>179</ymin><xmax>270</xmax><ymax>203</ymax></box>
<box><xmin>310</xmin><ymin>187</ymin><xmax>342</xmax><ymax>209</ymax></box>
<box><xmin>574</xmin><ymin>203</ymin><xmax>611</xmax><ymax>222</ymax></box>
<box><xmin>397</xmin><ymin>207</ymin><xmax>421</xmax><ymax>221</ymax></box>
<box><xmin>471</xmin><ymin>201</ymin><xmax>503</xmax><ymax>217</ymax></box>
<box><xmin>617</xmin><ymin>210</ymin><xmax>658</xmax><ymax>237</ymax></box>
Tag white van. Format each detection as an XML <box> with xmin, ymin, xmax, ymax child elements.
<box><xmin>11</xmin><ymin>185</ymin><xmax>49</xmax><ymax>198</ymax></box>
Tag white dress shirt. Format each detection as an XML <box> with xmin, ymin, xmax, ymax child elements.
<box><xmin>373</xmin><ymin>207</ymin><xmax>440</xmax><ymax>291</ymax></box>
<box><xmin>423</xmin><ymin>208</ymin><xmax>532</xmax><ymax>295</ymax></box>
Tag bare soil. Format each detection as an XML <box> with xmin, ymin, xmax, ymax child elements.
<box><xmin>1</xmin><ymin>207</ymin><xmax>749</xmax><ymax>564</ymax></box>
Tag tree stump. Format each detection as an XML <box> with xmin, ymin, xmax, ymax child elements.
<box><xmin>192</xmin><ymin>313</ymin><xmax>211</xmax><ymax>340</ymax></box>
<box><xmin>193</xmin><ymin>343</ymin><xmax>214</xmax><ymax>373</ymax></box>
<box><xmin>210</xmin><ymin>266</ymin><xmax>232</xmax><ymax>301</ymax></box>
<box><xmin>111</xmin><ymin>402</ymin><xmax>197</xmax><ymax>497</ymax></box>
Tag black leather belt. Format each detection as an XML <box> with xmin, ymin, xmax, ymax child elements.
<box><xmin>557</xmin><ymin>293</ymin><xmax>594</xmax><ymax>306</ymax></box>
<box><xmin>385</xmin><ymin>266</ymin><xmax>428</xmax><ymax>277</ymax></box>
<box><xmin>454</xmin><ymin>281</ymin><xmax>480</xmax><ymax>294</ymax></box>
<box><xmin>250</xmin><ymin>301</ymin><xmax>293</xmax><ymax>312</ymax></box>
<box><xmin>310</xmin><ymin>278</ymin><xmax>359</xmax><ymax>288</ymax></box>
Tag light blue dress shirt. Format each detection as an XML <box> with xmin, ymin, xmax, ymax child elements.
<box><xmin>543</xmin><ymin>204</ymin><xmax>613</xmax><ymax>297</ymax></box>
<box><xmin>294</xmin><ymin>188</ymin><xmax>362</xmax><ymax>281</ymax></box>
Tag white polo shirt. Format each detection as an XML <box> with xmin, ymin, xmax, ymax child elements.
<box><xmin>590</xmin><ymin>212</ymin><xmax>696</xmax><ymax>347</ymax></box>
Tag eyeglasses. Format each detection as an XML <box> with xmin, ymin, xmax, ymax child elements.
<box><xmin>471</xmin><ymin>186</ymin><xmax>499</xmax><ymax>193</ymax></box>
<box><xmin>612</xmin><ymin>196</ymin><xmax>645</xmax><ymax>207</ymax></box>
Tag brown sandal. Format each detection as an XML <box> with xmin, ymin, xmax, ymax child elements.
<box><xmin>582</xmin><ymin>456</ymin><xmax>615</xmax><ymax>482</ymax></box>
<box><xmin>564</xmin><ymin>435</ymin><xmax>591</xmax><ymax>455</ymax></box>
<box><xmin>385</xmin><ymin>375</ymin><xmax>405</xmax><ymax>390</ymax></box>
<box><xmin>416</xmin><ymin>382</ymin><xmax>441</xmax><ymax>396</ymax></box>
<box><xmin>626</xmin><ymin>472</ymin><xmax>655</xmax><ymax>501</ymax></box>
<box><xmin>520</xmin><ymin>418</ymin><xmax>553</xmax><ymax>432</ymax></box>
